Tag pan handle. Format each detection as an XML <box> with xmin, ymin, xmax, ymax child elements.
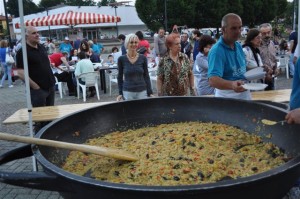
<box><xmin>0</xmin><ymin>145</ymin><xmax>66</xmax><ymax>192</ymax></box>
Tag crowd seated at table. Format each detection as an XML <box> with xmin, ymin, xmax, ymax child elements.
<box><xmin>48</xmin><ymin>52</ymin><xmax>76</xmax><ymax>96</ymax></box>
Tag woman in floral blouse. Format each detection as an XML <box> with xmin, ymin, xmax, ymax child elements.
<box><xmin>156</xmin><ymin>33</ymin><xmax>196</xmax><ymax>96</ymax></box>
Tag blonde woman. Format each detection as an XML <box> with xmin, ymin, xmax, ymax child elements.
<box><xmin>116</xmin><ymin>33</ymin><xmax>153</xmax><ymax>101</ymax></box>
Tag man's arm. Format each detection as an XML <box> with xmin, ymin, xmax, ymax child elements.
<box><xmin>209</xmin><ymin>76</ymin><xmax>246</xmax><ymax>93</ymax></box>
<box><xmin>17</xmin><ymin>69</ymin><xmax>40</xmax><ymax>90</ymax></box>
<box><xmin>154</xmin><ymin>37</ymin><xmax>160</xmax><ymax>56</ymax></box>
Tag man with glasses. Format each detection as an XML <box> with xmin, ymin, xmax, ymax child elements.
<box><xmin>259</xmin><ymin>23</ymin><xmax>278</xmax><ymax>90</ymax></box>
<box><xmin>16</xmin><ymin>26</ymin><xmax>55</xmax><ymax>132</ymax></box>
<box><xmin>208</xmin><ymin>13</ymin><xmax>250</xmax><ymax>100</ymax></box>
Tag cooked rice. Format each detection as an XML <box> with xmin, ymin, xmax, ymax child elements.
<box><xmin>62</xmin><ymin>122</ymin><xmax>286</xmax><ymax>186</ymax></box>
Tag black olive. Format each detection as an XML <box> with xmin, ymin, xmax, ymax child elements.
<box><xmin>173</xmin><ymin>176</ymin><xmax>180</xmax><ymax>181</ymax></box>
<box><xmin>183</xmin><ymin>133</ymin><xmax>188</xmax><ymax>136</ymax></box>
<box><xmin>217</xmin><ymin>153</ymin><xmax>224</xmax><ymax>158</ymax></box>
<box><xmin>240</xmin><ymin>164</ymin><xmax>244</xmax><ymax>167</ymax></box>
<box><xmin>163</xmin><ymin>176</ymin><xmax>168</xmax><ymax>180</ymax></box>
<box><xmin>146</xmin><ymin>154</ymin><xmax>149</xmax><ymax>159</ymax></box>
<box><xmin>208</xmin><ymin>159</ymin><xmax>214</xmax><ymax>164</ymax></box>
<box><xmin>191</xmin><ymin>134</ymin><xmax>196</xmax><ymax>137</ymax></box>
<box><xmin>182</xmin><ymin>146</ymin><xmax>186</xmax><ymax>150</ymax></box>
<box><xmin>197</xmin><ymin>171</ymin><xmax>205</xmax><ymax>180</ymax></box>
<box><xmin>173</xmin><ymin>164</ymin><xmax>181</xmax><ymax>169</ymax></box>
<box><xmin>168</xmin><ymin>129</ymin><xmax>174</xmax><ymax>133</ymax></box>
<box><xmin>114</xmin><ymin>171</ymin><xmax>120</xmax><ymax>176</ymax></box>
<box><xmin>251</xmin><ymin>167</ymin><xmax>258</xmax><ymax>172</ymax></box>
<box><xmin>199</xmin><ymin>145</ymin><xmax>204</xmax><ymax>150</ymax></box>
<box><xmin>239</xmin><ymin>158</ymin><xmax>244</xmax><ymax>162</ymax></box>
<box><xmin>182</xmin><ymin>138</ymin><xmax>187</xmax><ymax>145</ymax></box>
<box><xmin>169</xmin><ymin>138</ymin><xmax>175</xmax><ymax>142</ymax></box>
<box><xmin>187</xmin><ymin>141</ymin><xmax>196</xmax><ymax>147</ymax></box>
<box><xmin>219</xmin><ymin>176</ymin><xmax>234</xmax><ymax>181</ymax></box>
<box><xmin>152</xmin><ymin>141</ymin><xmax>156</xmax><ymax>145</ymax></box>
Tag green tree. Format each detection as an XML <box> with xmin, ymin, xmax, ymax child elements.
<box><xmin>255</xmin><ymin>0</ymin><xmax>277</xmax><ymax>24</ymax></box>
<box><xmin>240</xmin><ymin>0</ymin><xmax>263</xmax><ymax>27</ymax></box>
<box><xmin>100</xmin><ymin>0</ymin><xmax>116</xmax><ymax>6</ymax></box>
<box><xmin>6</xmin><ymin>0</ymin><xmax>39</xmax><ymax>17</ymax></box>
<box><xmin>135</xmin><ymin>0</ymin><xmax>162</xmax><ymax>32</ymax></box>
<box><xmin>136</xmin><ymin>0</ymin><xmax>197</xmax><ymax>32</ymax></box>
<box><xmin>65</xmin><ymin>0</ymin><xmax>96</xmax><ymax>6</ymax></box>
<box><xmin>39</xmin><ymin>0</ymin><xmax>65</xmax><ymax>10</ymax></box>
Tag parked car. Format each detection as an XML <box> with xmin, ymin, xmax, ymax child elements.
<box><xmin>143</xmin><ymin>31</ymin><xmax>151</xmax><ymax>38</ymax></box>
<box><xmin>39</xmin><ymin>37</ymin><xmax>47</xmax><ymax>45</ymax></box>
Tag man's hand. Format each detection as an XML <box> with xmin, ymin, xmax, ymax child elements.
<box><xmin>232</xmin><ymin>80</ymin><xmax>246</xmax><ymax>93</ymax></box>
<box><xmin>286</xmin><ymin>108</ymin><xmax>300</xmax><ymax>124</ymax></box>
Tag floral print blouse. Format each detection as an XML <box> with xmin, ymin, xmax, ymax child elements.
<box><xmin>157</xmin><ymin>52</ymin><xmax>194</xmax><ymax>96</ymax></box>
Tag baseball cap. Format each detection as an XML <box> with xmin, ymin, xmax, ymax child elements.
<box><xmin>65</xmin><ymin>36</ymin><xmax>69</xmax><ymax>40</ymax></box>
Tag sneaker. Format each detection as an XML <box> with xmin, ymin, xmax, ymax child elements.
<box><xmin>8</xmin><ymin>85</ymin><xmax>14</xmax><ymax>88</ymax></box>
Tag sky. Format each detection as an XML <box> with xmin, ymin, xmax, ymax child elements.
<box><xmin>0</xmin><ymin>0</ymin><xmax>136</xmax><ymax>16</ymax></box>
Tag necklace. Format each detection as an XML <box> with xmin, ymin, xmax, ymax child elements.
<box><xmin>127</xmin><ymin>53</ymin><xmax>138</xmax><ymax>59</ymax></box>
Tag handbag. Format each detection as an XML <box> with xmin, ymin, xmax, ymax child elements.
<box><xmin>5</xmin><ymin>48</ymin><xmax>15</xmax><ymax>64</ymax></box>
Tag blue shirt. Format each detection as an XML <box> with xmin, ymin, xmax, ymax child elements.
<box><xmin>193</xmin><ymin>40</ymin><xmax>199</xmax><ymax>61</ymax></box>
<box><xmin>290</xmin><ymin>58</ymin><xmax>300</xmax><ymax>110</ymax></box>
<box><xmin>91</xmin><ymin>44</ymin><xmax>100</xmax><ymax>54</ymax></box>
<box><xmin>59</xmin><ymin>43</ymin><xmax>73</xmax><ymax>55</ymax></box>
<box><xmin>208</xmin><ymin>36</ymin><xmax>246</xmax><ymax>81</ymax></box>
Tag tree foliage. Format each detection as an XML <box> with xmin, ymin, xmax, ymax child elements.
<box><xmin>99</xmin><ymin>0</ymin><xmax>117</xmax><ymax>6</ymax></box>
<box><xmin>135</xmin><ymin>0</ymin><xmax>290</xmax><ymax>32</ymax></box>
<box><xmin>6</xmin><ymin>0</ymin><xmax>39</xmax><ymax>17</ymax></box>
<box><xmin>38</xmin><ymin>0</ymin><xmax>64</xmax><ymax>10</ymax></box>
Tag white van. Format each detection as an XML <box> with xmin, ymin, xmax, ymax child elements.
<box><xmin>39</xmin><ymin>37</ymin><xmax>47</xmax><ymax>45</ymax></box>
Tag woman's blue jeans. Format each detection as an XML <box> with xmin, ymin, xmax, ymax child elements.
<box><xmin>0</xmin><ymin>63</ymin><xmax>13</xmax><ymax>86</ymax></box>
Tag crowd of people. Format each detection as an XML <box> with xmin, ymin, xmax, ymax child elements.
<box><xmin>0</xmin><ymin>12</ymin><xmax>299</xmax><ymax>127</ymax></box>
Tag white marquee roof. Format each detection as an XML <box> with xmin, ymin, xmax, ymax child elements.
<box><xmin>12</xmin><ymin>5</ymin><xmax>145</xmax><ymax>33</ymax></box>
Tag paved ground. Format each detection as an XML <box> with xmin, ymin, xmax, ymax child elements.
<box><xmin>0</xmin><ymin>71</ymin><xmax>294</xmax><ymax>199</ymax></box>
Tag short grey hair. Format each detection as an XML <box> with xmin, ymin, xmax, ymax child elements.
<box><xmin>259</xmin><ymin>23</ymin><xmax>272</xmax><ymax>31</ymax></box>
<box><xmin>221</xmin><ymin>13</ymin><xmax>241</xmax><ymax>27</ymax></box>
<box><xmin>124</xmin><ymin>33</ymin><xmax>139</xmax><ymax>49</ymax></box>
<box><xmin>25</xmin><ymin>26</ymin><xmax>36</xmax><ymax>36</ymax></box>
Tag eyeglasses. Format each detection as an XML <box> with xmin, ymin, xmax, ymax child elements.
<box><xmin>261</xmin><ymin>31</ymin><xmax>271</xmax><ymax>36</ymax></box>
<box><xmin>130</xmin><ymin>41</ymin><xmax>139</xmax><ymax>44</ymax></box>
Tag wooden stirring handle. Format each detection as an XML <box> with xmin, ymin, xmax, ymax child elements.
<box><xmin>0</xmin><ymin>132</ymin><xmax>138</xmax><ymax>161</ymax></box>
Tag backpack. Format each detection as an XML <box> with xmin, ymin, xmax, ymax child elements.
<box><xmin>137</xmin><ymin>46</ymin><xmax>147</xmax><ymax>54</ymax></box>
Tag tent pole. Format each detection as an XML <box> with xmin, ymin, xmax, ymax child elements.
<box><xmin>18</xmin><ymin>0</ymin><xmax>37</xmax><ymax>172</ymax></box>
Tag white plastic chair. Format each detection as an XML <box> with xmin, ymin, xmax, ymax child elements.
<box><xmin>277</xmin><ymin>57</ymin><xmax>289</xmax><ymax>79</ymax></box>
<box><xmin>54</xmin><ymin>76</ymin><xmax>66</xmax><ymax>98</ymax></box>
<box><xmin>108</xmin><ymin>69</ymin><xmax>118</xmax><ymax>96</ymax></box>
<box><xmin>76</xmin><ymin>72</ymin><xmax>100</xmax><ymax>102</ymax></box>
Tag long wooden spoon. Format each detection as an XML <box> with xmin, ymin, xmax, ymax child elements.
<box><xmin>261</xmin><ymin>119</ymin><xmax>286</xmax><ymax>126</ymax></box>
<box><xmin>0</xmin><ymin>132</ymin><xmax>138</xmax><ymax>161</ymax></box>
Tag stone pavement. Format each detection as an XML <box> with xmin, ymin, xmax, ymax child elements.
<box><xmin>0</xmin><ymin>72</ymin><xmax>294</xmax><ymax>199</ymax></box>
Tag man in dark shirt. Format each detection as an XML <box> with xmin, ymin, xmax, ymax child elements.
<box><xmin>180</xmin><ymin>33</ymin><xmax>192</xmax><ymax>58</ymax></box>
<box><xmin>118</xmin><ymin>34</ymin><xmax>126</xmax><ymax>55</ymax></box>
<box><xmin>192</xmin><ymin>30</ymin><xmax>202</xmax><ymax>61</ymax></box>
<box><xmin>16</xmin><ymin>26</ymin><xmax>55</xmax><ymax>132</ymax></box>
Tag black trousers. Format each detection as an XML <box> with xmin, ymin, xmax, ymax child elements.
<box><xmin>54</xmin><ymin>72</ymin><xmax>75</xmax><ymax>93</ymax></box>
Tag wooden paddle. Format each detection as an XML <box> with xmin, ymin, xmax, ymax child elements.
<box><xmin>0</xmin><ymin>132</ymin><xmax>138</xmax><ymax>161</ymax></box>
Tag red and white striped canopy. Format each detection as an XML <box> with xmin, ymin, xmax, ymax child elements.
<box><xmin>15</xmin><ymin>11</ymin><xmax>121</xmax><ymax>28</ymax></box>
